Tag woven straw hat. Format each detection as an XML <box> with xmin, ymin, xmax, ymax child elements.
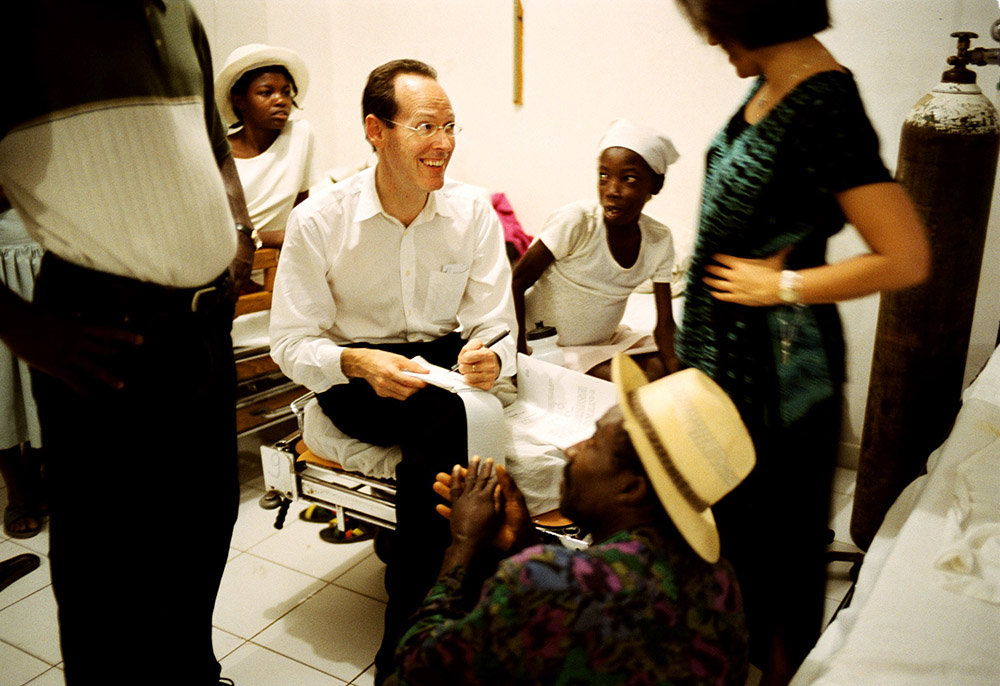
<box><xmin>612</xmin><ymin>354</ymin><xmax>755</xmax><ymax>562</ymax></box>
<box><xmin>214</xmin><ymin>43</ymin><xmax>309</xmax><ymax>126</ymax></box>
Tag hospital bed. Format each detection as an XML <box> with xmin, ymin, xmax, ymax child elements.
<box><xmin>790</xmin><ymin>344</ymin><xmax>1000</xmax><ymax>685</ymax></box>
<box><xmin>260</xmin><ymin>354</ymin><xmax>619</xmax><ymax>548</ymax></box>
<box><xmin>233</xmin><ymin>248</ymin><xmax>303</xmax><ymax>437</ymax></box>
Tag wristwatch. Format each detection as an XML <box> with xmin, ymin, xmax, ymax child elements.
<box><xmin>236</xmin><ymin>222</ymin><xmax>262</xmax><ymax>249</ymax></box>
<box><xmin>778</xmin><ymin>270</ymin><xmax>803</xmax><ymax>304</ymax></box>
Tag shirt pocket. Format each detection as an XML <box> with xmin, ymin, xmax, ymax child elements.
<box><xmin>425</xmin><ymin>264</ymin><xmax>469</xmax><ymax>323</ymax></box>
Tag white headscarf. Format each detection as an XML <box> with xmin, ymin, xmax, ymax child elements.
<box><xmin>598</xmin><ymin>119</ymin><xmax>680</xmax><ymax>175</ymax></box>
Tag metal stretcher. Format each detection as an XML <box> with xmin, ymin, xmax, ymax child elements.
<box><xmin>259</xmin><ymin>391</ymin><xmax>587</xmax><ymax>548</ymax></box>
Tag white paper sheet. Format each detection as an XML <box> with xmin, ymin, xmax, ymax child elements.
<box><xmin>510</xmin><ymin>353</ymin><xmax>618</xmax><ymax>448</ymax></box>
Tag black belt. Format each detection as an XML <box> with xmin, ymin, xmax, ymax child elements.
<box><xmin>39</xmin><ymin>252</ymin><xmax>232</xmax><ymax>315</ymax></box>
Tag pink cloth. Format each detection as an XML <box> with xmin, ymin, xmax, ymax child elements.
<box><xmin>492</xmin><ymin>192</ymin><xmax>533</xmax><ymax>258</ymax></box>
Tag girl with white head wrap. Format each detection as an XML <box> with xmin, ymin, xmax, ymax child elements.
<box><xmin>512</xmin><ymin>119</ymin><xmax>681</xmax><ymax>380</ymax></box>
<box><xmin>598</xmin><ymin>118</ymin><xmax>680</xmax><ymax>180</ymax></box>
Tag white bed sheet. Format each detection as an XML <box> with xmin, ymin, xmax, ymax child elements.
<box><xmin>301</xmin><ymin>357</ymin><xmax>618</xmax><ymax>517</ymax></box>
<box><xmin>791</xmin><ymin>347</ymin><xmax>1000</xmax><ymax>685</ymax></box>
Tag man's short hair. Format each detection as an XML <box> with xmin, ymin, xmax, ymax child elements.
<box><xmin>362</xmin><ymin>58</ymin><xmax>438</xmax><ymax>127</ymax></box>
<box><xmin>674</xmin><ymin>0</ymin><xmax>830</xmax><ymax>50</ymax></box>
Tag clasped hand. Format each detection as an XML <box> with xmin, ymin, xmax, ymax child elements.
<box><xmin>433</xmin><ymin>456</ymin><xmax>535</xmax><ymax>555</ymax></box>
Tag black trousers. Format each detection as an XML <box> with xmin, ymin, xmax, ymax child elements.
<box><xmin>316</xmin><ymin>333</ymin><xmax>468</xmax><ymax>683</ymax></box>
<box><xmin>713</xmin><ymin>394</ymin><xmax>841</xmax><ymax>674</ymax></box>
<box><xmin>31</xmin><ymin>254</ymin><xmax>239</xmax><ymax>686</ymax></box>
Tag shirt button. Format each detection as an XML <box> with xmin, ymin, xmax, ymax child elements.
<box><xmin>155</xmin><ymin>38</ymin><xmax>164</xmax><ymax>47</ymax></box>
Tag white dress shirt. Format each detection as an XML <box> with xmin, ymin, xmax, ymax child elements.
<box><xmin>270</xmin><ymin>166</ymin><xmax>516</xmax><ymax>392</ymax></box>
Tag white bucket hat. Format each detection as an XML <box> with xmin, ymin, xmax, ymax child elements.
<box><xmin>598</xmin><ymin>118</ymin><xmax>680</xmax><ymax>175</ymax></box>
<box><xmin>612</xmin><ymin>354</ymin><xmax>755</xmax><ymax>563</ymax></box>
<box><xmin>214</xmin><ymin>43</ymin><xmax>309</xmax><ymax>126</ymax></box>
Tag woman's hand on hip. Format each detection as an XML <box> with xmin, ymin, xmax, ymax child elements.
<box><xmin>704</xmin><ymin>245</ymin><xmax>793</xmax><ymax>306</ymax></box>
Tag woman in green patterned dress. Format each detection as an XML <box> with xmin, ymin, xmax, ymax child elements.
<box><xmin>673</xmin><ymin>1</ymin><xmax>930</xmax><ymax>684</ymax></box>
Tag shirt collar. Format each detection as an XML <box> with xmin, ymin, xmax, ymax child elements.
<box><xmin>355</xmin><ymin>167</ymin><xmax>383</xmax><ymax>223</ymax></box>
<box><xmin>356</xmin><ymin>165</ymin><xmax>453</xmax><ymax>226</ymax></box>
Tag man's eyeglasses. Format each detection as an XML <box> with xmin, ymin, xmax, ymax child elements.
<box><xmin>383</xmin><ymin>119</ymin><xmax>462</xmax><ymax>138</ymax></box>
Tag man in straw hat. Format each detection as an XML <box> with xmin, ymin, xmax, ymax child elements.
<box><xmin>393</xmin><ymin>353</ymin><xmax>754</xmax><ymax>685</ymax></box>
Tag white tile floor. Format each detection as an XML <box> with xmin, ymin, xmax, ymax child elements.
<box><xmin>0</xmin><ymin>421</ymin><xmax>862</xmax><ymax>686</ymax></box>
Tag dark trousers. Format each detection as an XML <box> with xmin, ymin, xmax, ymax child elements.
<box><xmin>714</xmin><ymin>394</ymin><xmax>841</xmax><ymax>674</ymax></box>
<box><xmin>316</xmin><ymin>333</ymin><xmax>468</xmax><ymax>683</ymax></box>
<box><xmin>31</xmin><ymin>254</ymin><xmax>239</xmax><ymax>686</ymax></box>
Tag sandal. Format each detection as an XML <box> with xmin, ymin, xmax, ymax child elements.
<box><xmin>3</xmin><ymin>505</ymin><xmax>41</xmax><ymax>539</ymax></box>
<box><xmin>319</xmin><ymin>521</ymin><xmax>375</xmax><ymax>544</ymax></box>
<box><xmin>0</xmin><ymin>553</ymin><xmax>41</xmax><ymax>593</ymax></box>
<box><xmin>298</xmin><ymin>504</ymin><xmax>336</xmax><ymax>523</ymax></box>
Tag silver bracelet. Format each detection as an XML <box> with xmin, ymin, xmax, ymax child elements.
<box><xmin>778</xmin><ymin>269</ymin><xmax>803</xmax><ymax>305</ymax></box>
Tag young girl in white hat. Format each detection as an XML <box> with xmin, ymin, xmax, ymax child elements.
<box><xmin>215</xmin><ymin>44</ymin><xmax>317</xmax><ymax>249</ymax></box>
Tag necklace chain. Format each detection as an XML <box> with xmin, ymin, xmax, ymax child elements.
<box><xmin>754</xmin><ymin>61</ymin><xmax>815</xmax><ymax>110</ymax></box>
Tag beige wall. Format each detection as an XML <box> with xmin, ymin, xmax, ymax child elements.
<box><xmin>193</xmin><ymin>0</ymin><xmax>1000</xmax><ymax>467</ymax></box>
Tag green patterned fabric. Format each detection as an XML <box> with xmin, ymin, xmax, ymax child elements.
<box><xmin>677</xmin><ymin>70</ymin><xmax>890</xmax><ymax>433</ymax></box>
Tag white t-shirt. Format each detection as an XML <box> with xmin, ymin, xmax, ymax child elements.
<box><xmin>234</xmin><ymin>118</ymin><xmax>317</xmax><ymax>234</ymax></box>
<box><xmin>526</xmin><ymin>200</ymin><xmax>674</xmax><ymax>346</ymax></box>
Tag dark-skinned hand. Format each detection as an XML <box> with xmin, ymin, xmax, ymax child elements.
<box><xmin>3</xmin><ymin>298</ymin><xmax>142</xmax><ymax>396</ymax></box>
<box><xmin>435</xmin><ymin>461</ymin><xmax>537</xmax><ymax>553</ymax></box>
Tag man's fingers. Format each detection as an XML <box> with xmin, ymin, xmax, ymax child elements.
<box><xmin>432</xmin><ymin>478</ymin><xmax>451</xmax><ymax>502</ymax></box>
<box><xmin>83</xmin><ymin>325</ymin><xmax>144</xmax><ymax>347</ymax></box>
<box><xmin>449</xmin><ymin>463</ymin><xmax>464</xmax><ymax>501</ymax></box>
<box><xmin>496</xmin><ymin>464</ymin><xmax>527</xmax><ymax>505</ymax></box>
<box><xmin>478</xmin><ymin>458</ymin><xmax>495</xmax><ymax>491</ymax></box>
<box><xmin>435</xmin><ymin>503</ymin><xmax>452</xmax><ymax>520</ymax></box>
<box><xmin>397</xmin><ymin>358</ymin><xmax>429</xmax><ymax>374</ymax></box>
<box><xmin>466</xmin><ymin>456</ymin><xmax>481</xmax><ymax>489</ymax></box>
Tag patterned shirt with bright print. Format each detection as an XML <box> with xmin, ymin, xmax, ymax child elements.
<box><xmin>396</xmin><ymin>524</ymin><xmax>749</xmax><ymax>685</ymax></box>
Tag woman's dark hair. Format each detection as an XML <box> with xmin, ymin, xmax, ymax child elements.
<box><xmin>675</xmin><ymin>0</ymin><xmax>830</xmax><ymax>50</ymax></box>
<box><xmin>361</xmin><ymin>58</ymin><xmax>438</xmax><ymax>126</ymax></box>
<box><xmin>229</xmin><ymin>65</ymin><xmax>299</xmax><ymax>123</ymax></box>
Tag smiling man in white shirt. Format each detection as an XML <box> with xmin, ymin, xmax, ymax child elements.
<box><xmin>269</xmin><ymin>58</ymin><xmax>515</xmax><ymax>684</ymax></box>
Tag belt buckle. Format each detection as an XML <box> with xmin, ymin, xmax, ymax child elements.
<box><xmin>190</xmin><ymin>286</ymin><xmax>217</xmax><ymax>313</ymax></box>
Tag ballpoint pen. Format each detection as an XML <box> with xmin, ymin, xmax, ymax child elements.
<box><xmin>450</xmin><ymin>329</ymin><xmax>511</xmax><ymax>372</ymax></box>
